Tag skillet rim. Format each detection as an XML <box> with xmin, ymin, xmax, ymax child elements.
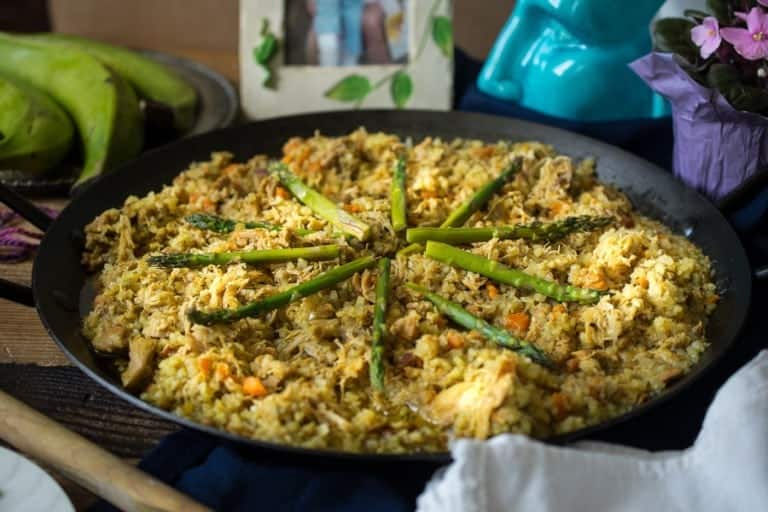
<box><xmin>31</xmin><ymin>109</ymin><xmax>752</xmax><ymax>463</ymax></box>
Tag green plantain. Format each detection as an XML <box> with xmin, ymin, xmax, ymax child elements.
<box><xmin>0</xmin><ymin>32</ymin><xmax>143</xmax><ymax>188</ymax></box>
<box><xmin>28</xmin><ymin>33</ymin><xmax>198</xmax><ymax>133</ymax></box>
<box><xmin>0</xmin><ymin>74</ymin><xmax>74</xmax><ymax>175</ymax></box>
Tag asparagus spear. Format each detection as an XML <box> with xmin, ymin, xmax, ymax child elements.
<box><xmin>405</xmin><ymin>283</ymin><xmax>551</xmax><ymax>367</ymax></box>
<box><xmin>406</xmin><ymin>216</ymin><xmax>613</xmax><ymax>245</ymax></box>
<box><xmin>370</xmin><ymin>258</ymin><xmax>390</xmax><ymax>391</ymax></box>
<box><xmin>188</xmin><ymin>255</ymin><xmax>376</xmax><ymax>325</ymax></box>
<box><xmin>425</xmin><ymin>241</ymin><xmax>603</xmax><ymax>304</ymax></box>
<box><xmin>390</xmin><ymin>155</ymin><xmax>408</xmax><ymax>232</ymax></box>
<box><xmin>269</xmin><ymin>162</ymin><xmax>371</xmax><ymax>241</ymax></box>
<box><xmin>396</xmin><ymin>242</ymin><xmax>425</xmax><ymax>257</ymax></box>
<box><xmin>148</xmin><ymin>244</ymin><xmax>340</xmax><ymax>268</ymax></box>
<box><xmin>185</xmin><ymin>213</ymin><xmax>314</xmax><ymax>236</ymax></box>
<box><xmin>441</xmin><ymin>157</ymin><xmax>522</xmax><ymax>227</ymax></box>
<box><xmin>397</xmin><ymin>157</ymin><xmax>522</xmax><ymax>256</ymax></box>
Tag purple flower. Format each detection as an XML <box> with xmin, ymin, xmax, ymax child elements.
<box><xmin>691</xmin><ymin>17</ymin><xmax>722</xmax><ymax>58</ymax></box>
<box><xmin>721</xmin><ymin>7</ymin><xmax>768</xmax><ymax>60</ymax></box>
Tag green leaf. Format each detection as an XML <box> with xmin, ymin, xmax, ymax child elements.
<box><xmin>432</xmin><ymin>16</ymin><xmax>453</xmax><ymax>59</ymax></box>
<box><xmin>260</xmin><ymin>64</ymin><xmax>273</xmax><ymax>88</ymax></box>
<box><xmin>390</xmin><ymin>71</ymin><xmax>412</xmax><ymax>109</ymax></box>
<box><xmin>706</xmin><ymin>0</ymin><xmax>730</xmax><ymax>23</ymax></box>
<box><xmin>254</xmin><ymin>34</ymin><xmax>278</xmax><ymax>65</ymax></box>
<box><xmin>674</xmin><ymin>54</ymin><xmax>707</xmax><ymax>84</ymax></box>
<box><xmin>706</xmin><ymin>63</ymin><xmax>768</xmax><ymax>113</ymax></box>
<box><xmin>324</xmin><ymin>75</ymin><xmax>372</xmax><ymax>102</ymax></box>
<box><xmin>683</xmin><ymin>9</ymin><xmax>710</xmax><ymax>22</ymax></box>
<box><xmin>652</xmin><ymin>18</ymin><xmax>698</xmax><ymax>63</ymax></box>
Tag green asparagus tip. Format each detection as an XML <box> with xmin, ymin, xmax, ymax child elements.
<box><xmin>147</xmin><ymin>254</ymin><xmax>195</xmax><ymax>268</ymax></box>
<box><xmin>148</xmin><ymin>245</ymin><xmax>340</xmax><ymax>269</ymax></box>
<box><xmin>439</xmin><ymin>157</ymin><xmax>522</xmax><ymax>229</ymax></box>
<box><xmin>185</xmin><ymin>213</ymin><xmax>236</xmax><ymax>233</ymax></box>
<box><xmin>406</xmin><ymin>215</ymin><xmax>615</xmax><ymax>245</ymax></box>
<box><xmin>424</xmin><ymin>241</ymin><xmax>603</xmax><ymax>304</ymax></box>
<box><xmin>390</xmin><ymin>155</ymin><xmax>408</xmax><ymax>233</ymax></box>
<box><xmin>396</xmin><ymin>242</ymin><xmax>424</xmax><ymax>258</ymax></box>
<box><xmin>269</xmin><ymin>161</ymin><xmax>372</xmax><ymax>241</ymax></box>
<box><xmin>370</xmin><ymin>257</ymin><xmax>391</xmax><ymax>392</ymax></box>
<box><xmin>405</xmin><ymin>282</ymin><xmax>553</xmax><ymax>368</ymax></box>
<box><xmin>405</xmin><ymin>282</ymin><xmax>427</xmax><ymax>294</ymax></box>
<box><xmin>188</xmin><ymin>255</ymin><xmax>377</xmax><ymax>325</ymax></box>
<box><xmin>186</xmin><ymin>308</ymin><xmax>220</xmax><ymax>326</ymax></box>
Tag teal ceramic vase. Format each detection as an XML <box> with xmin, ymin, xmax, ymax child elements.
<box><xmin>477</xmin><ymin>0</ymin><xmax>669</xmax><ymax>121</ymax></box>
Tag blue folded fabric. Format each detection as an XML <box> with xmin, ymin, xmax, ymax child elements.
<box><xmin>140</xmin><ymin>430</ymin><xmax>431</xmax><ymax>512</ymax></box>
<box><xmin>91</xmin><ymin>48</ymin><xmax>768</xmax><ymax>512</ymax></box>
<box><xmin>90</xmin><ymin>429</ymin><xmax>439</xmax><ymax>512</ymax></box>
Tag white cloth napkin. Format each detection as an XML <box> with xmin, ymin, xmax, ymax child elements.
<box><xmin>417</xmin><ymin>350</ymin><xmax>768</xmax><ymax>512</ymax></box>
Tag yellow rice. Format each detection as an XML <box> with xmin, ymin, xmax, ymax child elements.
<box><xmin>81</xmin><ymin>129</ymin><xmax>718</xmax><ymax>453</ymax></box>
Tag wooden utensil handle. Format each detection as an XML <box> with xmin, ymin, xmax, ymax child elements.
<box><xmin>0</xmin><ymin>389</ymin><xmax>211</xmax><ymax>512</ymax></box>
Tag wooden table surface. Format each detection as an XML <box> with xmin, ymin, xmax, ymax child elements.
<box><xmin>0</xmin><ymin>49</ymin><xmax>238</xmax><ymax>511</ymax></box>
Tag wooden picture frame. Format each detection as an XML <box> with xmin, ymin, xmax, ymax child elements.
<box><xmin>240</xmin><ymin>0</ymin><xmax>453</xmax><ymax>119</ymax></box>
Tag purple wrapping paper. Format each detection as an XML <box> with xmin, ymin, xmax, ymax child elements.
<box><xmin>631</xmin><ymin>52</ymin><xmax>768</xmax><ymax>200</ymax></box>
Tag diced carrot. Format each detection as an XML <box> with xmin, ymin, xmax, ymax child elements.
<box><xmin>308</xmin><ymin>161</ymin><xmax>322</xmax><ymax>173</ymax></box>
<box><xmin>282</xmin><ymin>154</ymin><xmax>293</xmax><ymax>164</ymax></box>
<box><xmin>282</xmin><ymin>138</ymin><xmax>302</xmax><ymax>153</ymax></box>
<box><xmin>637</xmin><ymin>276</ymin><xmax>649</xmax><ymax>289</ymax></box>
<box><xmin>201</xmin><ymin>197</ymin><xmax>215</xmax><ymax>211</ymax></box>
<box><xmin>498</xmin><ymin>358</ymin><xmax>517</xmax><ymax>376</ymax></box>
<box><xmin>215</xmin><ymin>363</ymin><xmax>230</xmax><ymax>380</ymax></box>
<box><xmin>550</xmin><ymin>200</ymin><xmax>566</xmax><ymax>215</ymax></box>
<box><xmin>420</xmin><ymin>190</ymin><xmax>439</xmax><ymax>199</ymax></box>
<box><xmin>188</xmin><ymin>192</ymin><xmax>199</xmax><ymax>204</ymax></box>
<box><xmin>295</xmin><ymin>147</ymin><xmax>312</xmax><ymax>166</ymax></box>
<box><xmin>565</xmin><ymin>357</ymin><xmax>580</xmax><ymax>373</ymax></box>
<box><xmin>505</xmin><ymin>312</ymin><xmax>530</xmax><ymax>335</ymax></box>
<box><xmin>552</xmin><ymin>392</ymin><xmax>570</xmax><ymax>419</ymax></box>
<box><xmin>486</xmin><ymin>284</ymin><xmax>499</xmax><ymax>300</ymax></box>
<box><xmin>275</xmin><ymin>186</ymin><xmax>291</xmax><ymax>200</ymax></box>
<box><xmin>197</xmin><ymin>357</ymin><xmax>212</xmax><ymax>377</ymax></box>
<box><xmin>446</xmin><ymin>331</ymin><xmax>464</xmax><ymax>349</ymax></box>
<box><xmin>344</xmin><ymin>203</ymin><xmax>362</xmax><ymax>213</ymax></box>
<box><xmin>585</xmin><ymin>271</ymin><xmax>607</xmax><ymax>291</ymax></box>
<box><xmin>242</xmin><ymin>376</ymin><xmax>268</xmax><ymax>397</ymax></box>
<box><xmin>472</xmin><ymin>146</ymin><xmax>495</xmax><ymax>158</ymax></box>
<box><xmin>222</xmin><ymin>164</ymin><xmax>240</xmax><ymax>176</ymax></box>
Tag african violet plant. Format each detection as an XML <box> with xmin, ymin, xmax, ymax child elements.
<box><xmin>654</xmin><ymin>0</ymin><xmax>768</xmax><ymax>113</ymax></box>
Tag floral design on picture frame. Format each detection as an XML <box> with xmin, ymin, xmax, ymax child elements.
<box><xmin>322</xmin><ymin>0</ymin><xmax>452</xmax><ymax>109</ymax></box>
<box><xmin>239</xmin><ymin>0</ymin><xmax>454</xmax><ymax>120</ymax></box>
<box><xmin>253</xmin><ymin>19</ymin><xmax>280</xmax><ymax>88</ymax></box>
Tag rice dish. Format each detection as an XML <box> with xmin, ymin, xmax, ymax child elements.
<box><xmin>81</xmin><ymin>129</ymin><xmax>718</xmax><ymax>452</ymax></box>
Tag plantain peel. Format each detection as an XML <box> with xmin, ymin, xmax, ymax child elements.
<box><xmin>0</xmin><ymin>74</ymin><xmax>74</xmax><ymax>175</ymax></box>
<box><xmin>0</xmin><ymin>32</ymin><xmax>143</xmax><ymax>188</ymax></box>
<box><xmin>28</xmin><ymin>33</ymin><xmax>198</xmax><ymax>134</ymax></box>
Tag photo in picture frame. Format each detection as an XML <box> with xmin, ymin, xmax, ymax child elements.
<box><xmin>240</xmin><ymin>0</ymin><xmax>453</xmax><ymax>119</ymax></box>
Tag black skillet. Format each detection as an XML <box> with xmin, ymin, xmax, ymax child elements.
<box><xmin>0</xmin><ymin>110</ymin><xmax>760</xmax><ymax>462</ymax></box>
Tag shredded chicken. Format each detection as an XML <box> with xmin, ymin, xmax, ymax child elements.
<box><xmin>121</xmin><ymin>337</ymin><xmax>156</xmax><ymax>391</ymax></box>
